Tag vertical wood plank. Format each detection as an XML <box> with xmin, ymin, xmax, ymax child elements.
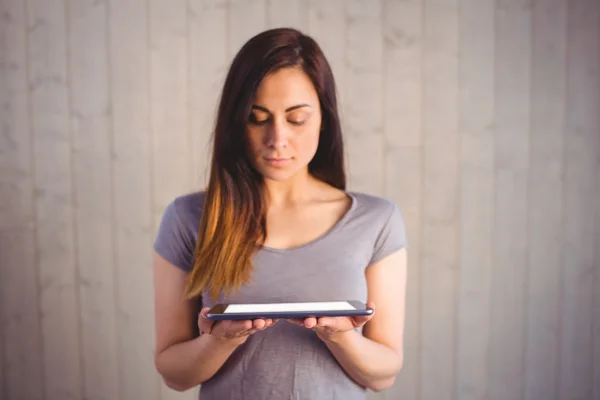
<box><xmin>525</xmin><ymin>1</ymin><xmax>567</xmax><ymax>399</ymax></box>
<box><xmin>68</xmin><ymin>1</ymin><xmax>119</xmax><ymax>398</ymax></box>
<box><xmin>595</xmin><ymin>14</ymin><xmax>600</xmax><ymax>394</ymax></box>
<box><xmin>109</xmin><ymin>0</ymin><xmax>161</xmax><ymax>398</ymax></box>
<box><xmin>150</xmin><ymin>0</ymin><xmax>191</xmax><ymax>233</ymax></box>
<box><xmin>489</xmin><ymin>1</ymin><xmax>531</xmax><ymax>399</ymax></box>
<box><xmin>0</xmin><ymin>232</ymin><xmax>45</xmax><ymax>399</ymax></box>
<box><xmin>595</xmin><ymin>72</ymin><xmax>600</xmax><ymax>400</ymax></box>
<box><xmin>344</xmin><ymin>0</ymin><xmax>384</xmax><ymax>196</ymax></box>
<box><xmin>27</xmin><ymin>0</ymin><xmax>83</xmax><ymax>398</ymax></box>
<box><xmin>421</xmin><ymin>0</ymin><xmax>459</xmax><ymax>399</ymax></box>
<box><xmin>188</xmin><ymin>0</ymin><xmax>228</xmax><ymax>190</ymax></box>
<box><xmin>596</xmin><ymin>7</ymin><xmax>600</xmax><ymax>399</ymax></box>
<box><xmin>559</xmin><ymin>1</ymin><xmax>599</xmax><ymax>399</ymax></box>
<box><xmin>228</xmin><ymin>0</ymin><xmax>266</xmax><ymax>58</ymax></box>
<box><xmin>0</xmin><ymin>324</ymin><xmax>4</xmax><ymax>399</ymax></box>
<box><xmin>266</xmin><ymin>0</ymin><xmax>309</xmax><ymax>32</ymax></box>
<box><xmin>457</xmin><ymin>0</ymin><xmax>494</xmax><ymax>399</ymax></box>
<box><xmin>381</xmin><ymin>0</ymin><xmax>422</xmax><ymax>398</ymax></box>
<box><xmin>307</xmin><ymin>0</ymin><xmax>346</xmax><ymax>121</ymax></box>
<box><xmin>0</xmin><ymin>0</ymin><xmax>45</xmax><ymax>398</ymax></box>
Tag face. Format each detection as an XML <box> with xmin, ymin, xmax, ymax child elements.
<box><xmin>245</xmin><ymin>67</ymin><xmax>322</xmax><ymax>182</ymax></box>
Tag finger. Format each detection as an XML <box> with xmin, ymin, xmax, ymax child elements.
<box><xmin>353</xmin><ymin>315</ymin><xmax>373</xmax><ymax>324</ymax></box>
<box><xmin>241</xmin><ymin>328</ymin><xmax>258</xmax><ymax>336</ymax></box>
<box><xmin>197</xmin><ymin>308</ymin><xmax>215</xmax><ymax>333</ymax></box>
<box><xmin>198</xmin><ymin>307</ymin><xmax>212</xmax><ymax>324</ymax></box>
<box><xmin>353</xmin><ymin>310</ymin><xmax>376</xmax><ymax>325</ymax></box>
<box><xmin>367</xmin><ymin>300</ymin><xmax>376</xmax><ymax>311</ymax></box>
<box><xmin>253</xmin><ymin>319</ymin><xmax>266</xmax><ymax>330</ymax></box>
<box><xmin>304</xmin><ymin>317</ymin><xmax>317</xmax><ymax>329</ymax></box>
<box><xmin>241</xmin><ymin>320</ymin><xmax>253</xmax><ymax>330</ymax></box>
<box><xmin>229</xmin><ymin>319</ymin><xmax>252</xmax><ymax>331</ymax></box>
<box><xmin>199</xmin><ymin>307</ymin><xmax>211</xmax><ymax>318</ymax></box>
<box><xmin>317</xmin><ymin>317</ymin><xmax>334</xmax><ymax>327</ymax></box>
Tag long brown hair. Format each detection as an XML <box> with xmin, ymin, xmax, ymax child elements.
<box><xmin>185</xmin><ymin>28</ymin><xmax>346</xmax><ymax>301</ymax></box>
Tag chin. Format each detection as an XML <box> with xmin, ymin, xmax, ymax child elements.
<box><xmin>260</xmin><ymin>170</ymin><xmax>298</xmax><ymax>182</ymax></box>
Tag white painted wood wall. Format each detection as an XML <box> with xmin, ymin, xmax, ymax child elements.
<box><xmin>1</xmin><ymin>1</ymin><xmax>599</xmax><ymax>399</ymax></box>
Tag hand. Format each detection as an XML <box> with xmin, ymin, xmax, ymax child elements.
<box><xmin>198</xmin><ymin>307</ymin><xmax>278</xmax><ymax>345</ymax></box>
<box><xmin>287</xmin><ymin>301</ymin><xmax>376</xmax><ymax>343</ymax></box>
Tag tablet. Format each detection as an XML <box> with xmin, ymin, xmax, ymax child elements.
<box><xmin>206</xmin><ymin>300</ymin><xmax>373</xmax><ymax>320</ymax></box>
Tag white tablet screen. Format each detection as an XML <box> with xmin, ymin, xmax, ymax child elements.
<box><xmin>224</xmin><ymin>301</ymin><xmax>356</xmax><ymax>314</ymax></box>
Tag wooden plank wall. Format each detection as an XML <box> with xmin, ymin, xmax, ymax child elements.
<box><xmin>0</xmin><ymin>1</ymin><xmax>599</xmax><ymax>400</ymax></box>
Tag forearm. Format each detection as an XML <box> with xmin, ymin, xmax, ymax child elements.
<box><xmin>155</xmin><ymin>333</ymin><xmax>244</xmax><ymax>391</ymax></box>
<box><xmin>322</xmin><ymin>330</ymin><xmax>402</xmax><ymax>391</ymax></box>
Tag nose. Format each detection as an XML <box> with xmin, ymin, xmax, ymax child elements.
<box><xmin>265</xmin><ymin>118</ymin><xmax>289</xmax><ymax>149</ymax></box>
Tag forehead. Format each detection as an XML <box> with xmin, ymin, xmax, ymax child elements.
<box><xmin>253</xmin><ymin>67</ymin><xmax>319</xmax><ymax>109</ymax></box>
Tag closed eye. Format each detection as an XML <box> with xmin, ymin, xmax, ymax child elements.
<box><xmin>248</xmin><ymin>114</ymin><xmax>269</xmax><ymax>125</ymax></box>
<box><xmin>248</xmin><ymin>115</ymin><xmax>307</xmax><ymax>127</ymax></box>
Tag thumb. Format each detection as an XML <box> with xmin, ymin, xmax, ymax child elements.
<box><xmin>198</xmin><ymin>307</ymin><xmax>215</xmax><ymax>333</ymax></box>
<box><xmin>198</xmin><ymin>307</ymin><xmax>211</xmax><ymax>320</ymax></box>
<box><xmin>365</xmin><ymin>300</ymin><xmax>375</xmax><ymax>314</ymax></box>
<box><xmin>355</xmin><ymin>301</ymin><xmax>375</xmax><ymax>323</ymax></box>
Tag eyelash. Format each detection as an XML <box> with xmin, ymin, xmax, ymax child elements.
<box><xmin>249</xmin><ymin>117</ymin><xmax>305</xmax><ymax>126</ymax></box>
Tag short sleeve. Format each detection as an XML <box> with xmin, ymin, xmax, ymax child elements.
<box><xmin>369</xmin><ymin>202</ymin><xmax>408</xmax><ymax>265</ymax></box>
<box><xmin>153</xmin><ymin>200</ymin><xmax>195</xmax><ymax>272</ymax></box>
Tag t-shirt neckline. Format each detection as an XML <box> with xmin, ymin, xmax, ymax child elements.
<box><xmin>259</xmin><ymin>191</ymin><xmax>357</xmax><ymax>254</ymax></box>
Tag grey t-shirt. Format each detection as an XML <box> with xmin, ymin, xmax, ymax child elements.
<box><xmin>154</xmin><ymin>190</ymin><xmax>407</xmax><ymax>400</ymax></box>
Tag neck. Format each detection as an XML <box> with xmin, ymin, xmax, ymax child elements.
<box><xmin>263</xmin><ymin>169</ymin><xmax>315</xmax><ymax>207</ymax></box>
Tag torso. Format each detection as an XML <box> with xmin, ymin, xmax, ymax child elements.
<box><xmin>156</xmin><ymin>188</ymin><xmax>406</xmax><ymax>400</ymax></box>
<box><xmin>264</xmin><ymin>185</ymin><xmax>352</xmax><ymax>250</ymax></box>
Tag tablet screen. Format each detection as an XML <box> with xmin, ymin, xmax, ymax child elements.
<box><xmin>224</xmin><ymin>301</ymin><xmax>356</xmax><ymax>314</ymax></box>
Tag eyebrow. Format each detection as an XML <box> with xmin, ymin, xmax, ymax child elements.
<box><xmin>251</xmin><ymin>104</ymin><xmax>311</xmax><ymax>113</ymax></box>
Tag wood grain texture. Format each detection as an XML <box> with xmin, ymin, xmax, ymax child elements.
<box><xmin>525</xmin><ymin>1</ymin><xmax>567</xmax><ymax>399</ymax></box>
<box><xmin>0</xmin><ymin>0</ymin><xmax>45</xmax><ymax>398</ymax></box>
<box><xmin>595</xmin><ymin>13</ymin><xmax>600</xmax><ymax>393</ymax></box>
<box><xmin>457</xmin><ymin>1</ymin><xmax>495</xmax><ymax>399</ymax></box>
<box><xmin>0</xmin><ymin>319</ymin><xmax>3</xmax><ymax>399</ymax></box>
<box><xmin>381</xmin><ymin>0</ymin><xmax>422</xmax><ymax>398</ymax></box>
<box><xmin>343</xmin><ymin>0</ymin><xmax>384</xmax><ymax>195</ymax></box>
<box><xmin>559</xmin><ymin>1</ymin><xmax>599</xmax><ymax>399</ymax></box>
<box><xmin>266</xmin><ymin>0</ymin><xmax>308</xmax><ymax>32</ymax></box>
<box><xmin>421</xmin><ymin>0</ymin><xmax>460</xmax><ymax>399</ymax></box>
<box><xmin>188</xmin><ymin>0</ymin><xmax>228</xmax><ymax>190</ymax></box>
<box><xmin>228</xmin><ymin>0</ymin><xmax>266</xmax><ymax>58</ymax></box>
<box><xmin>0</xmin><ymin>2</ymin><xmax>598</xmax><ymax>399</ymax></box>
<box><xmin>489</xmin><ymin>1</ymin><xmax>531</xmax><ymax>399</ymax></box>
<box><xmin>109</xmin><ymin>0</ymin><xmax>160</xmax><ymax>398</ymax></box>
<box><xmin>150</xmin><ymin>0</ymin><xmax>191</xmax><ymax>235</ymax></box>
<box><xmin>595</xmin><ymin>66</ymin><xmax>600</xmax><ymax>400</ymax></box>
<box><xmin>307</xmin><ymin>0</ymin><xmax>346</xmax><ymax>122</ymax></box>
<box><xmin>68</xmin><ymin>1</ymin><xmax>120</xmax><ymax>398</ymax></box>
<box><xmin>27</xmin><ymin>0</ymin><xmax>83</xmax><ymax>398</ymax></box>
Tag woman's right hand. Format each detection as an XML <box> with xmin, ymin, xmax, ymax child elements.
<box><xmin>197</xmin><ymin>307</ymin><xmax>277</xmax><ymax>344</ymax></box>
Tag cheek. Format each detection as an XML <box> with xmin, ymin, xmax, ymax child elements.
<box><xmin>245</xmin><ymin>129</ymin><xmax>263</xmax><ymax>154</ymax></box>
<box><xmin>298</xmin><ymin>130</ymin><xmax>320</xmax><ymax>158</ymax></box>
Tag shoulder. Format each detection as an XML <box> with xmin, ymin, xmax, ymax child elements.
<box><xmin>168</xmin><ymin>190</ymin><xmax>206</xmax><ymax>218</ymax></box>
<box><xmin>154</xmin><ymin>190</ymin><xmax>206</xmax><ymax>272</ymax></box>
<box><xmin>349</xmin><ymin>191</ymin><xmax>402</xmax><ymax>223</ymax></box>
<box><xmin>347</xmin><ymin>191</ymin><xmax>408</xmax><ymax>264</ymax></box>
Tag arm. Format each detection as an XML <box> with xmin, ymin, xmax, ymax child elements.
<box><xmin>302</xmin><ymin>248</ymin><xmax>407</xmax><ymax>392</ymax></box>
<box><xmin>153</xmin><ymin>252</ymin><xmax>245</xmax><ymax>391</ymax></box>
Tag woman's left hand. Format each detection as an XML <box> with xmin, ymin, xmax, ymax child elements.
<box><xmin>286</xmin><ymin>301</ymin><xmax>376</xmax><ymax>342</ymax></box>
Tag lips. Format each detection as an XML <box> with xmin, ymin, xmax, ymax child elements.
<box><xmin>263</xmin><ymin>157</ymin><xmax>292</xmax><ymax>166</ymax></box>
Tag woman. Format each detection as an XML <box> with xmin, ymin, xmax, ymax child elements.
<box><xmin>153</xmin><ymin>27</ymin><xmax>407</xmax><ymax>399</ymax></box>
